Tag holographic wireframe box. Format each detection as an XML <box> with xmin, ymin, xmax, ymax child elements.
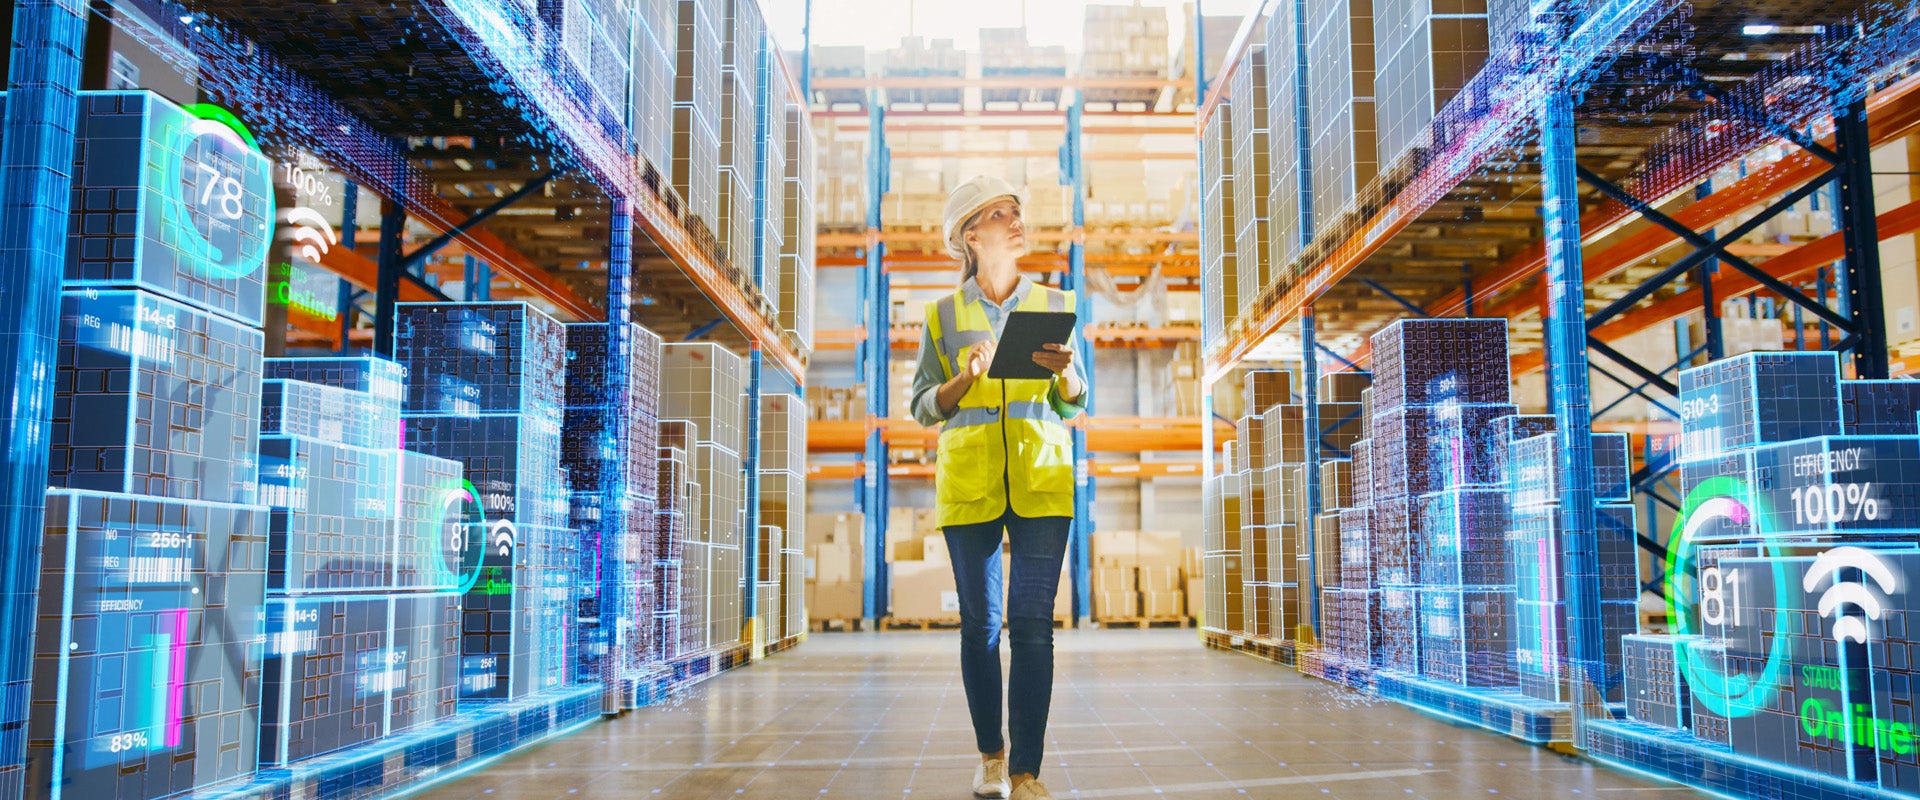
<box><xmin>264</xmin><ymin>356</ymin><xmax>405</xmax><ymax>405</ymax></box>
<box><xmin>1321</xmin><ymin>401</ymin><xmax>1366</xmax><ymax>454</ymax></box>
<box><xmin>1316</xmin><ymin>513</ymin><xmax>1344</xmax><ymax>588</ymax></box>
<box><xmin>260</xmin><ymin>378</ymin><xmax>401</xmax><ymax>451</ymax></box>
<box><xmin>1508</xmin><ymin>432</ymin><xmax>1558</xmax><ymax>510</ymax></box>
<box><xmin>258</xmin><ymin>435</ymin><xmax>476</xmax><ymax>595</ymax></box>
<box><xmin>1843</xmin><ymin>379</ymin><xmax>1920</xmax><ymax>436</ymax></box>
<box><xmin>1371</xmin><ymin>496</ymin><xmax>1414</xmax><ymax>585</ymax></box>
<box><xmin>1418</xmin><ymin>587</ymin><xmax>1517</xmax><ymax>688</ymax></box>
<box><xmin>1623</xmin><ymin>634</ymin><xmax>1696</xmax><ymax>730</ymax></box>
<box><xmin>564</xmin><ymin>322</ymin><xmax>664</xmax><ymax>499</ymax></box>
<box><xmin>1510</xmin><ymin>508</ymin><xmax>1561</xmax><ymax>603</ymax></box>
<box><xmin>396</xmin><ymin>302</ymin><xmax>568</xmax><ymax>416</ymax></box>
<box><xmin>257</xmin><ymin>594</ymin><xmax>460</xmax><ymax>765</ymax></box>
<box><xmin>51</xmin><ymin>289</ymin><xmax>263</xmax><ymax>505</ymax></box>
<box><xmin>1338</xmin><ymin>589</ymin><xmax>1380</xmax><ymax>666</ymax></box>
<box><xmin>1687</xmin><ymin>639</ymin><xmax>1732</xmax><ymax>746</ymax></box>
<box><xmin>1321</xmin><ymin>458</ymin><xmax>1354</xmax><ymax>510</ymax></box>
<box><xmin>1750</xmin><ymin>436</ymin><xmax>1920</xmax><ymax>537</ymax></box>
<box><xmin>1339</xmin><ymin>507</ymin><xmax>1374</xmax><ymax>589</ymax></box>
<box><xmin>1372</xmin><ymin>403</ymin><xmax>1517</xmax><ymax>497</ymax></box>
<box><xmin>1482</xmin><ymin>414</ymin><xmax>1554</xmax><ymax>490</ymax></box>
<box><xmin>1592</xmin><ymin>432</ymin><xmax>1631</xmax><ymax>502</ymax></box>
<box><xmin>1416</xmin><ymin>488</ymin><xmax>1511</xmax><ymax>587</ymax></box>
<box><xmin>1677</xmin><ymin>350</ymin><xmax>1841</xmax><ymax>464</ymax></box>
<box><xmin>661</xmin><ymin>342</ymin><xmax>747</xmax><ymax>453</ymax></box>
<box><xmin>1352</xmin><ymin>439</ymin><xmax>1374</xmax><ymax>508</ymax></box>
<box><xmin>1515</xmin><ymin>597</ymin><xmax>1566</xmax><ymax>702</ymax></box>
<box><xmin>66</xmin><ymin>91</ymin><xmax>272</xmax><ymax>327</ymax></box>
<box><xmin>1367</xmin><ymin>319</ymin><xmax>1512</xmax><ymax>409</ymax></box>
<box><xmin>28</xmin><ymin>489</ymin><xmax>269</xmax><ymax>800</ymax></box>
<box><xmin>1380</xmin><ymin>586</ymin><xmax>1421</xmax><ymax>673</ymax></box>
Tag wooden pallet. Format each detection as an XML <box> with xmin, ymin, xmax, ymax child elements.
<box><xmin>881</xmin><ymin>617</ymin><xmax>964</xmax><ymax>631</ymax></box>
<box><xmin>1094</xmin><ymin>616</ymin><xmax>1192</xmax><ymax>629</ymax></box>
<box><xmin>808</xmin><ymin>617</ymin><xmax>866</xmax><ymax>633</ymax></box>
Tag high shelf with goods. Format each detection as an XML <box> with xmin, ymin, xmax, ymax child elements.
<box><xmin>1197</xmin><ymin>0</ymin><xmax>1920</xmax><ymax>796</ymax></box>
<box><xmin>0</xmin><ymin>2</ymin><xmax>816</xmax><ymax>799</ymax></box>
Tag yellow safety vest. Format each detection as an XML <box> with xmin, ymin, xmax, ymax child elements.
<box><xmin>924</xmin><ymin>284</ymin><xmax>1079</xmax><ymax>527</ymax></box>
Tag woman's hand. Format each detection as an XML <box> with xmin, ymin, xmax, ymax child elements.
<box><xmin>965</xmin><ymin>339</ymin><xmax>998</xmax><ymax>380</ymax></box>
<box><xmin>1031</xmin><ymin>342</ymin><xmax>1073</xmax><ymax>376</ymax></box>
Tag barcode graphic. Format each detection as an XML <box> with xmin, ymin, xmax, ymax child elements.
<box><xmin>127</xmin><ymin>556</ymin><xmax>190</xmax><ymax>585</ymax></box>
<box><xmin>107</xmin><ymin>323</ymin><xmax>176</xmax><ymax>364</ymax></box>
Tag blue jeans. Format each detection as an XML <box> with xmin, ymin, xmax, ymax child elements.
<box><xmin>944</xmin><ymin>511</ymin><xmax>1070</xmax><ymax>778</ymax></box>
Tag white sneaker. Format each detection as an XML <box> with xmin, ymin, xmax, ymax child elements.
<box><xmin>1009</xmin><ymin>779</ymin><xmax>1055</xmax><ymax>800</ymax></box>
<box><xmin>973</xmin><ymin>758</ymin><xmax>1011</xmax><ymax>798</ymax></box>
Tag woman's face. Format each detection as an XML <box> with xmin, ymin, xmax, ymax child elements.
<box><xmin>965</xmin><ymin>198</ymin><xmax>1026</xmax><ymax>264</ymax></box>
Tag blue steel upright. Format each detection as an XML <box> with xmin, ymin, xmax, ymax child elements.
<box><xmin>861</xmin><ymin>96</ymin><xmax>890</xmax><ymax>624</ymax></box>
<box><xmin>1301</xmin><ymin>309</ymin><xmax>1320</xmax><ymax>638</ymax></box>
<box><xmin>742</xmin><ymin>35</ymin><xmax>773</xmax><ymax>650</ymax></box>
<box><xmin>598</xmin><ymin>196</ymin><xmax>633</xmax><ymax>712</ymax></box>
<box><xmin>1063</xmin><ymin>98</ymin><xmax>1094</xmax><ymax>622</ymax></box>
<box><xmin>1539</xmin><ymin>91</ymin><xmax>1605</xmax><ymax>725</ymax></box>
<box><xmin>0</xmin><ymin>3</ymin><xmax>86</xmax><ymax>797</ymax></box>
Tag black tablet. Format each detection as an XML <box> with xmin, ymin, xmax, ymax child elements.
<box><xmin>987</xmin><ymin>310</ymin><xmax>1078</xmax><ymax>380</ymax></box>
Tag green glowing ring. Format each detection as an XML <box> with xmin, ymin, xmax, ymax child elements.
<box><xmin>1665</xmin><ymin>475</ymin><xmax>1793</xmax><ymax>720</ymax></box>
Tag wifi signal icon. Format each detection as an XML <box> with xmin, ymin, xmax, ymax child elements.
<box><xmin>1803</xmin><ymin>546</ymin><xmax>1903</xmax><ymax>645</ymax></box>
<box><xmin>489</xmin><ymin>519</ymin><xmax>517</xmax><ymax>559</ymax></box>
<box><xmin>285</xmin><ymin>206</ymin><xmax>339</xmax><ymax>264</ymax></box>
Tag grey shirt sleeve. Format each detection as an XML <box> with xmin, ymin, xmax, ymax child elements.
<box><xmin>910</xmin><ymin>322</ymin><xmax>952</xmax><ymax>428</ymax></box>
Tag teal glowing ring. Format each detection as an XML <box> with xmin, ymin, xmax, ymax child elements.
<box><xmin>1664</xmin><ymin>475</ymin><xmax>1793</xmax><ymax>720</ymax></box>
<box><xmin>152</xmin><ymin>104</ymin><xmax>273</xmax><ymax>280</ymax></box>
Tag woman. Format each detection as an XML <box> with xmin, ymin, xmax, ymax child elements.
<box><xmin>909</xmin><ymin>175</ymin><xmax>1086</xmax><ymax>800</ymax></box>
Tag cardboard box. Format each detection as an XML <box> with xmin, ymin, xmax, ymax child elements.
<box><xmin>1142</xmin><ymin>591</ymin><xmax>1185</xmax><ymax>618</ymax></box>
<box><xmin>889</xmin><ymin>559</ymin><xmax>960</xmax><ymax>621</ymax></box>
<box><xmin>807</xmin><ymin>580</ymin><xmax>864</xmax><ymax>621</ymax></box>
<box><xmin>1139</xmin><ymin>565</ymin><xmax>1181</xmax><ymax>594</ymax></box>
<box><xmin>1096</xmin><ymin>591</ymin><xmax>1140</xmax><ymax>618</ymax></box>
<box><xmin>922</xmin><ymin>532</ymin><xmax>949</xmax><ymax>564</ymax></box>
<box><xmin>1093</xmin><ymin>566</ymin><xmax>1136</xmax><ymax>594</ymax></box>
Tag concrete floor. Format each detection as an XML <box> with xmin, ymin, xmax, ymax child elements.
<box><xmin>409</xmin><ymin>629</ymin><xmax>1710</xmax><ymax>799</ymax></box>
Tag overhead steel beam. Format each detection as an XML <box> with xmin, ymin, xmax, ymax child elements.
<box><xmin>399</xmin><ymin>167</ymin><xmax>564</xmax><ymax>272</ymax></box>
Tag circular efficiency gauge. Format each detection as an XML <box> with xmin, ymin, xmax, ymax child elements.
<box><xmin>441</xmin><ymin>481</ymin><xmax>489</xmax><ymax>594</ymax></box>
<box><xmin>165</xmin><ymin>106</ymin><xmax>273</xmax><ymax>280</ymax></box>
<box><xmin>1665</xmin><ymin>476</ymin><xmax>1793</xmax><ymax>720</ymax></box>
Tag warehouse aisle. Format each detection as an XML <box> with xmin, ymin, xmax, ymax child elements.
<box><xmin>412</xmin><ymin>631</ymin><xmax>1706</xmax><ymax>799</ymax></box>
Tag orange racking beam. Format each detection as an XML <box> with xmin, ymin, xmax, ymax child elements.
<box><xmin>888</xmin><ymin>149</ymin><xmax>1197</xmax><ymax>161</ymax></box>
<box><xmin>817</xmin><ymin>229</ymin><xmax>1199</xmax><ymax>247</ymax></box>
<box><xmin>811</xmin><ymin>325</ymin><xmax>1201</xmax><ymax>351</ymax></box>
<box><xmin>315</xmin><ymin>245</ymin><xmax>442</xmax><ymax>302</ymax></box>
<box><xmin>810</xmin><ymin>75</ymin><xmax>1190</xmax><ymax>91</ymax></box>
<box><xmin>1510</xmin><ymin>197</ymin><xmax>1920</xmax><ymax>375</ymax></box>
<box><xmin>814</xmin><ymin>254</ymin><xmax>1199</xmax><ymax>272</ymax></box>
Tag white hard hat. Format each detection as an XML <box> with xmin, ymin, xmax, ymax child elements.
<box><xmin>943</xmin><ymin>175</ymin><xmax>1028</xmax><ymax>261</ymax></box>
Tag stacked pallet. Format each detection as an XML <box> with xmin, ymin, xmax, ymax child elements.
<box><xmin>980</xmin><ymin>27</ymin><xmax>1068</xmax><ymax>105</ymax></box>
<box><xmin>1080</xmin><ymin>3</ymin><xmax>1171</xmax><ymax>105</ymax></box>
<box><xmin>814</xmin><ymin>124</ymin><xmax>869</xmax><ymax>229</ymax></box>
<box><xmin>1091</xmin><ymin>531</ymin><xmax>1193</xmax><ymax>621</ymax></box>
<box><xmin>552</xmin><ymin>0</ymin><xmax>634</xmax><ymax>123</ymax></box>
<box><xmin>781</xmin><ymin>102</ymin><xmax>817</xmax><ymax>351</ymax></box>
<box><xmin>562</xmin><ymin>323</ymin><xmax>665</xmax><ymax>682</ymax></box>
<box><xmin>1265</xmin><ymin>0</ymin><xmax>1307</xmax><ymax>270</ymax></box>
<box><xmin>1306</xmin><ymin>0</ymin><xmax>1378</xmax><ymax>239</ymax></box>
<box><xmin>884</xmin><ymin>36</ymin><xmax>964</xmax><ymax>106</ymax></box>
<box><xmin>1199</xmin><ymin>104</ymin><xmax>1239</xmax><ymax>351</ymax></box>
<box><xmin>1231</xmin><ymin>46</ymin><xmax>1272</xmax><ymax>318</ymax></box>
<box><xmin>662</xmin><ymin>343</ymin><xmax>749</xmax><ymax>652</ymax></box>
<box><xmin>633</xmin><ymin>0</ymin><xmax>677</xmax><ymax>186</ymax></box>
<box><xmin>805</xmin><ymin>512</ymin><xmax>866</xmax><ymax>624</ymax></box>
<box><xmin>673</xmin><ymin>0</ymin><xmax>723</xmax><ymax>236</ymax></box>
<box><xmin>757</xmin><ymin>393</ymin><xmax>809</xmax><ymax>643</ymax></box>
<box><xmin>718</xmin><ymin>0</ymin><xmax>762</xmax><ymax>277</ymax></box>
<box><xmin>657</xmin><ymin>427</ymin><xmax>700</xmax><ymax>657</ymax></box>
<box><xmin>1312</xmin><ymin>372</ymin><xmax>1376</xmax><ymax>673</ymax></box>
<box><xmin>1373</xmin><ymin>0</ymin><xmax>1490</xmax><ymax>168</ymax></box>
